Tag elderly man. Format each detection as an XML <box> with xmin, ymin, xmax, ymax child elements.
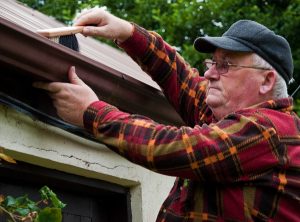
<box><xmin>34</xmin><ymin>8</ymin><xmax>300</xmax><ymax>222</ymax></box>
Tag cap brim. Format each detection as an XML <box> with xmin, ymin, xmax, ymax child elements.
<box><xmin>194</xmin><ymin>36</ymin><xmax>253</xmax><ymax>53</ymax></box>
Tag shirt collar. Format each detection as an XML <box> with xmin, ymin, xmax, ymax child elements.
<box><xmin>212</xmin><ymin>97</ymin><xmax>294</xmax><ymax>123</ymax></box>
<box><xmin>249</xmin><ymin>97</ymin><xmax>293</xmax><ymax>112</ymax></box>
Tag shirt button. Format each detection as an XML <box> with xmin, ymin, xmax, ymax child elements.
<box><xmin>163</xmin><ymin>209</ymin><xmax>166</xmax><ymax>213</ymax></box>
<box><xmin>180</xmin><ymin>186</ymin><xmax>183</xmax><ymax>190</ymax></box>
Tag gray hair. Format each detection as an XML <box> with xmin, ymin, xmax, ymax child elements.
<box><xmin>252</xmin><ymin>54</ymin><xmax>288</xmax><ymax>98</ymax></box>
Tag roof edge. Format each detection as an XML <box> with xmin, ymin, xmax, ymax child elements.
<box><xmin>0</xmin><ymin>17</ymin><xmax>183</xmax><ymax>126</ymax></box>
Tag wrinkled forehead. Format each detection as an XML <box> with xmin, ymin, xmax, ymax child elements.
<box><xmin>212</xmin><ymin>48</ymin><xmax>254</xmax><ymax>61</ymax></box>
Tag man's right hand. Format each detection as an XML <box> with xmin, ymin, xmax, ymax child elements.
<box><xmin>74</xmin><ymin>8</ymin><xmax>133</xmax><ymax>43</ymax></box>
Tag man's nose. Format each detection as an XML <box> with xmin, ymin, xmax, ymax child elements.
<box><xmin>204</xmin><ymin>65</ymin><xmax>220</xmax><ymax>80</ymax></box>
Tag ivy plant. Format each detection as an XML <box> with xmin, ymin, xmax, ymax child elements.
<box><xmin>0</xmin><ymin>186</ymin><xmax>66</xmax><ymax>222</ymax></box>
<box><xmin>0</xmin><ymin>149</ymin><xmax>66</xmax><ymax>222</ymax></box>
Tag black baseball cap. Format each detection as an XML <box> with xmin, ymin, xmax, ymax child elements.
<box><xmin>194</xmin><ymin>20</ymin><xmax>294</xmax><ymax>84</ymax></box>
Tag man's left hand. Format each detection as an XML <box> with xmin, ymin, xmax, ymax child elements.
<box><xmin>33</xmin><ymin>66</ymin><xmax>99</xmax><ymax>127</ymax></box>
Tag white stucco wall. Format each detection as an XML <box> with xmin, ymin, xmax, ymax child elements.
<box><xmin>0</xmin><ymin>104</ymin><xmax>175</xmax><ymax>222</ymax></box>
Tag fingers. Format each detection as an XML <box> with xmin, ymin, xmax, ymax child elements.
<box><xmin>32</xmin><ymin>66</ymin><xmax>97</xmax><ymax>127</ymax></box>
<box><xmin>33</xmin><ymin>66</ymin><xmax>84</xmax><ymax>93</ymax></box>
<box><xmin>32</xmin><ymin>81</ymin><xmax>63</xmax><ymax>93</ymax></box>
<box><xmin>74</xmin><ymin>8</ymin><xmax>113</xmax><ymax>38</ymax></box>
<box><xmin>73</xmin><ymin>7</ymin><xmax>133</xmax><ymax>41</ymax></box>
<box><xmin>74</xmin><ymin>8</ymin><xmax>93</xmax><ymax>22</ymax></box>
<box><xmin>74</xmin><ymin>8</ymin><xmax>97</xmax><ymax>25</ymax></box>
<box><xmin>68</xmin><ymin>66</ymin><xmax>85</xmax><ymax>86</ymax></box>
<box><xmin>74</xmin><ymin>8</ymin><xmax>106</xmax><ymax>26</ymax></box>
<box><xmin>82</xmin><ymin>25</ymin><xmax>115</xmax><ymax>39</ymax></box>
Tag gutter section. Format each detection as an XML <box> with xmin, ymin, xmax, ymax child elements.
<box><xmin>0</xmin><ymin>17</ymin><xmax>184</xmax><ymax>126</ymax></box>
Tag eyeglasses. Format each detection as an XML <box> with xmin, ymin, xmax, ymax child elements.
<box><xmin>203</xmin><ymin>59</ymin><xmax>272</xmax><ymax>75</ymax></box>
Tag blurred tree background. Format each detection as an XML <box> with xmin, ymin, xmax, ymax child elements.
<box><xmin>18</xmin><ymin>0</ymin><xmax>300</xmax><ymax>114</ymax></box>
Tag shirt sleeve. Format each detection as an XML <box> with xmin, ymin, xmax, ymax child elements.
<box><xmin>118</xmin><ymin>24</ymin><xmax>212</xmax><ymax>126</ymax></box>
<box><xmin>83</xmin><ymin>100</ymin><xmax>281</xmax><ymax>183</ymax></box>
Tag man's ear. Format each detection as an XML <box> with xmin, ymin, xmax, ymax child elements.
<box><xmin>259</xmin><ymin>71</ymin><xmax>276</xmax><ymax>95</ymax></box>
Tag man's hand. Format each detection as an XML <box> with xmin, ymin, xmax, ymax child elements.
<box><xmin>33</xmin><ymin>67</ymin><xmax>99</xmax><ymax>127</ymax></box>
<box><xmin>74</xmin><ymin>8</ymin><xmax>133</xmax><ymax>43</ymax></box>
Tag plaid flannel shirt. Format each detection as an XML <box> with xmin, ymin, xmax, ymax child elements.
<box><xmin>83</xmin><ymin>24</ymin><xmax>300</xmax><ymax>221</ymax></box>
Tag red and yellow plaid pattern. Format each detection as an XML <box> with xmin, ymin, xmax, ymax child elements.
<box><xmin>83</xmin><ymin>24</ymin><xmax>300</xmax><ymax>221</ymax></box>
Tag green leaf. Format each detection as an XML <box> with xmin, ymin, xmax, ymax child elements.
<box><xmin>37</xmin><ymin>207</ymin><xmax>62</xmax><ymax>222</ymax></box>
<box><xmin>2</xmin><ymin>196</ymin><xmax>16</xmax><ymax>207</ymax></box>
<box><xmin>15</xmin><ymin>195</ymin><xmax>34</xmax><ymax>206</ymax></box>
<box><xmin>15</xmin><ymin>207</ymin><xmax>30</xmax><ymax>216</ymax></box>
<box><xmin>39</xmin><ymin>186</ymin><xmax>66</xmax><ymax>209</ymax></box>
<box><xmin>28</xmin><ymin>202</ymin><xmax>39</xmax><ymax>211</ymax></box>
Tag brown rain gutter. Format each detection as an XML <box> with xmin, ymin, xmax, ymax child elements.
<box><xmin>0</xmin><ymin>17</ymin><xmax>184</xmax><ymax>126</ymax></box>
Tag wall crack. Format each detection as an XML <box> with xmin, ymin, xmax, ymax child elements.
<box><xmin>10</xmin><ymin>142</ymin><xmax>134</xmax><ymax>171</ymax></box>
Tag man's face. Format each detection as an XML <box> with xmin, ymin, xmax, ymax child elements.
<box><xmin>204</xmin><ymin>49</ymin><xmax>265</xmax><ymax>119</ymax></box>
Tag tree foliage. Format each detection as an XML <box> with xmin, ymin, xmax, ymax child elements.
<box><xmin>18</xmin><ymin>0</ymin><xmax>300</xmax><ymax>110</ymax></box>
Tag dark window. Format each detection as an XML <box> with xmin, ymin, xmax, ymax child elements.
<box><xmin>0</xmin><ymin>161</ymin><xmax>131</xmax><ymax>222</ymax></box>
